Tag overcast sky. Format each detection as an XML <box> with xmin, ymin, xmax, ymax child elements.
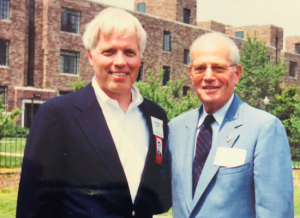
<box><xmin>91</xmin><ymin>0</ymin><xmax>299</xmax><ymax>38</ymax></box>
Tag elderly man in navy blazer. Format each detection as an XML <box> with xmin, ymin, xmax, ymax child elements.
<box><xmin>17</xmin><ymin>7</ymin><xmax>171</xmax><ymax>218</ymax></box>
<box><xmin>168</xmin><ymin>32</ymin><xmax>294</xmax><ymax>217</ymax></box>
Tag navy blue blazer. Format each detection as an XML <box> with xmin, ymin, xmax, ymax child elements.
<box><xmin>17</xmin><ymin>83</ymin><xmax>171</xmax><ymax>218</ymax></box>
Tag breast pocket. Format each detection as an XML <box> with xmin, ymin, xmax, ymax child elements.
<box><xmin>217</xmin><ymin>162</ymin><xmax>251</xmax><ymax>176</ymax></box>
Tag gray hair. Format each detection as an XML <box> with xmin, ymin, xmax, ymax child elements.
<box><xmin>189</xmin><ymin>32</ymin><xmax>240</xmax><ymax>65</ymax></box>
<box><xmin>82</xmin><ymin>7</ymin><xmax>147</xmax><ymax>56</ymax></box>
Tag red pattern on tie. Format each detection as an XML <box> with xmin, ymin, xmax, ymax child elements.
<box><xmin>192</xmin><ymin>114</ymin><xmax>215</xmax><ymax>197</ymax></box>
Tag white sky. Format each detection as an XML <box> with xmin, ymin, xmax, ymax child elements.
<box><xmin>91</xmin><ymin>0</ymin><xmax>300</xmax><ymax>37</ymax></box>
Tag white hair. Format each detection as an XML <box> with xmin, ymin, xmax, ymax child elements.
<box><xmin>82</xmin><ymin>7</ymin><xmax>147</xmax><ymax>56</ymax></box>
<box><xmin>189</xmin><ymin>32</ymin><xmax>240</xmax><ymax>65</ymax></box>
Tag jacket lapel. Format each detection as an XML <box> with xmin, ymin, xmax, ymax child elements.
<box><xmin>191</xmin><ymin>94</ymin><xmax>244</xmax><ymax>210</ymax></box>
<box><xmin>180</xmin><ymin>108</ymin><xmax>200</xmax><ymax>213</ymax></box>
<box><xmin>75</xmin><ymin>84</ymin><xmax>127</xmax><ymax>184</ymax></box>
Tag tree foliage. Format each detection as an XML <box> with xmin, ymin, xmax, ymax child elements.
<box><xmin>135</xmin><ymin>70</ymin><xmax>200</xmax><ymax>121</ymax></box>
<box><xmin>235</xmin><ymin>35</ymin><xmax>288</xmax><ymax>108</ymax></box>
<box><xmin>271</xmin><ymin>87</ymin><xmax>300</xmax><ymax>160</ymax></box>
<box><xmin>70</xmin><ymin>76</ymin><xmax>88</xmax><ymax>91</ymax></box>
<box><xmin>0</xmin><ymin>98</ymin><xmax>28</xmax><ymax>139</ymax></box>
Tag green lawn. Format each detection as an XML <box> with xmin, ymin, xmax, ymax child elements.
<box><xmin>0</xmin><ymin>155</ymin><xmax>23</xmax><ymax>168</ymax></box>
<box><xmin>0</xmin><ymin>189</ymin><xmax>18</xmax><ymax>218</ymax></box>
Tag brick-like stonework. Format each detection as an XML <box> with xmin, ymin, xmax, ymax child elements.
<box><xmin>197</xmin><ymin>20</ymin><xmax>226</xmax><ymax>33</ymax></box>
<box><xmin>282</xmin><ymin>51</ymin><xmax>300</xmax><ymax>86</ymax></box>
<box><xmin>286</xmin><ymin>36</ymin><xmax>300</xmax><ymax>53</ymax></box>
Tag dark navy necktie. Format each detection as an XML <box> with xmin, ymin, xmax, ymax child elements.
<box><xmin>192</xmin><ymin>114</ymin><xmax>215</xmax><ymax>197</ymax></box>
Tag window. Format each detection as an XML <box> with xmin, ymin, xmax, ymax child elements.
<box><xmin>184</xmin><ymin>49</ymin><xmax>190</xmax><ymax>65</ymax></box>
<box><xmin>137</xmin><ymin>3</ymin><xmax>146</xmax><ymax>13</ymax></box>
<box><xmin>183</xmin><ymin>8</ymin><xmax>190</xmax><ymax>24</ymax></box>
<box><xmin>136</xmin><ymin>62</ymin><xmax>143</xmax><ymax>81</ymax></box>
<box><xmin>235</xmin><ymin>31</ymin><xmax>244</xmax><ymax>39</ymax></box>
<box><xmin>61</xmin><ymin>8</ymin><xmax>80</xmax><ymax>34</ymax></box>
<box><xmin>183</xmin><ymin>86</ymin><xmax>190</xmax><ymax>96</ymax></box>
<box><xmin>289</xmin><ymin>61</ymin><xmax>297</xmax><ymax>78</ymax></box>
<box><xmin>0</xmin><ymin>86</ymin><xmax>7</xmax><ymax>106</ymax></box>
<box><xmin>163</xmin><ymin>31</ymin><xmax>171</xmax><ymax>51</ymax></box>
<box><xmin>295</xmin><ymin>44</ymin><xmax>300</xmax><ymax>54</ymax></box>
<box><xmin>0</xmin><ymin>0</ymin><xmax>9</xmax><ymax>20</ymax></box>
<box><xmin>162</xmin><ymin>66</ymin><xmax>170</xmax><ymax>86</ymax></box>
<box><xmin>0</xmin><ymin>39</ymin><xmax>9</xmax><ymax>66</ymax></box>
<box><xmin>60</xmin><ymin>50</ymin><xmax>80</xmax><ymax>74</ymax></box>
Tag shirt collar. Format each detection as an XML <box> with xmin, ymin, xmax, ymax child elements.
<box><xmin>91</xmin><ymin>76</ymin><xmax>144</xmax><ymax>111</ymax></box>
<box><xmin>198</xmin><ymin>94</ymin><xmax>234</xmax><ymax>128</ymax></box>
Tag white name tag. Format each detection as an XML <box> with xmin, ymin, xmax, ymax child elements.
<box><xmin>214</xmin><ymin>147</ymin><xmax>246</xmax><ymax>167</ymax></box>
<box><xmin>151</xmin><ymin>116</ymin><xmax>164</xmax><ymax>138</ymax></box>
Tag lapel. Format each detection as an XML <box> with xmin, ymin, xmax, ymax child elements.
<box><xmin>180</xmin><ymin>108</ymin><xmax>200</xmax><ymax>213</ymax></box>
<box><xmin>75</xmin><ymin>84</ymin><xmax>128</xmax><ymax>184</ymax></box>
<box><xmin>191</xmin><ymin>94</ymin><xmax>244</xmax><ymax>210</ymax></box>
<box><xmin>134</xmin><ymin>99</ymin><xmax>161</xmax><ymax>203</ymax></box>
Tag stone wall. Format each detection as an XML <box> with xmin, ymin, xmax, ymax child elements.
<box><xmin>197</xmin><ymin>20</ymin><xmax>226</xmax><ymax>33</ymax></box>
<box><xmin>286</xmin><ymin>36</ymin><xmax>300</xmax><ymax>53</ymax></box>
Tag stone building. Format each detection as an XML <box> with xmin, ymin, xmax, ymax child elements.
<box><xmin>0</xmin><ymin>0</ymin><xmax>299</xmax><ymax>127</ymax></box>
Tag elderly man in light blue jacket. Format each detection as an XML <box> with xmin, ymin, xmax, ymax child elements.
<box><xmin>168</xmin><ymin>32</ymin><xmax>294</xmax><ymax>218</ymax></box>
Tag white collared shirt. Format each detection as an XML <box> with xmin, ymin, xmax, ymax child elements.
<box><xmin>92</xmin><ymin>77</ymin><xmax>149</xmax><ymax>203</ymax></box>
<box><xmin>195</xmin><ymin>94</ymin><xmax>234</xmax><ymax>154</ymax></box>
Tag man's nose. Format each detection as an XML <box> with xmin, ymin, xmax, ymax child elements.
<box><xmin>203</xmin><ymin>67</ymin><xmax>215</xmax><ymax>81</ymax></box>
<box><xmin>113</xmin><ymin>52</ymin><xmax>126</xmax><ymax>67</ymax></box>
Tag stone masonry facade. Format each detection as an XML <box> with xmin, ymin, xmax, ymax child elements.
<box><xmin>0</xmin><ymin>0</ymin><xmax>300</xmax><ymax>126</ymax></box>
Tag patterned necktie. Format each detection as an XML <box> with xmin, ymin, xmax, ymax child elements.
<box><xmin>192</xmin><ymin>114</ymin><xmax>215</xmax><ymax>197</ymax></box>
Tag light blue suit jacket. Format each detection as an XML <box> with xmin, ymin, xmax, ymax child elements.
<box><xmin>168</xmin><ymin>94</ymin><xmax>294</xmax><ymax>218</ymax></box>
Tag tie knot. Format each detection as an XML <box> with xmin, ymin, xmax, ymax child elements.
<box><xmin>203</xmin><ymin>114</ymin><xmax>215</xmax><ymax>126</ymax></box>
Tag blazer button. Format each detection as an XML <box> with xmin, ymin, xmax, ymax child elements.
<box><xmin>132</xmin><ymin>210</ymin><xmax>135</xmax><ymax>217</ymax></box>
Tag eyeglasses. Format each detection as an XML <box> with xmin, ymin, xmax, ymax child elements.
<box><xmin>192</xmin><ymin>63</ymin><xmax>236</xmax><ymax>74</ymax></box>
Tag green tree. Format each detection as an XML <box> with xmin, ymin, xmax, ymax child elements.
<box><xmin>271</xmin><ymin>87</ymin><xmax>300</xmax><ymax>160</ymax></box>
<box><xmin>69</xmin><ymin>76</ymin><xmax>88</xmax><ymax>91</ymax></box>
<box><xmin>235</xmin><ymin>35</ymin><xmax>288</xmax><ymax>108</ymax></box>
<box><xmin>0</xmin><ymin>98</ymin><xmax>28</xmax><ymax>138</ymax></box>
<box><xmin>135</xmin><ymin>70</ymin><xmax>200</xmax><ymax>121</ymax></box>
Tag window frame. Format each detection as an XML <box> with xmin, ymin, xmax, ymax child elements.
<box><xmin>183</xmin><ymin>8</ymin><xmax>190</xmax><ymax>24</ymax></box>
<box><xmin>0</xmin><ymin>86</ymin><xmax>8</xmax><ymax>111</ymax></box>
<box><xmin>235</xmin><ymin>31</ymin><xmax>244</xmax><ymax>39</ymax></box>
<box><xmin>183</xmin><ymin>86</ymin><xmax>190</xmax><ymax>96</ymax></box>
<box><xmin>289</xmin><ymin>61</ymin><xmax>297</xmax><ymax>78</ymax></box>
<box><xmin>0</xmin><ymin>39</ymin><xmax>9</xmax><ymax>66</ymax></box>
<box><xmin>162</xmin><ymin>66</ymin><xmax>170</xmax><ymax>86</ymax></box>
<box><xmin>61</xmin><ymin>7</ymin><xmax>81</xmax><ymax>34</ymax></box>
<box><xmin>163</xmin><ymin>31</ymin><xmax>171</xmax><ymax>51</ymax></box>
<box><xmin>0</xmin><ymin>0</ymin><xmax>10</xmax><ymax>20</ymax></box>
<box><xmin>60</xmin><ymin>50</ymin><xmax>80</xmax><ymax>75</ymax></box>
<box><xmin>137</xmin><ymin>3</ymin><xmax>146</xmax><ymax>13</ymax></box>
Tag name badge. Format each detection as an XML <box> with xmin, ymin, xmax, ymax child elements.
<box><xmin>155</xmin><ymin>136</ymin><xmax>163</xmax><ymax>164</ymax></box>
<box><xmin>151</xmin><ymin>117</ymin><xmax>164</xmax><ymax>138</ymax></box>
<box><xmin>214</xmin><ymin>147</ymin><xmax>246</xmax><ymax>167</ymax></box>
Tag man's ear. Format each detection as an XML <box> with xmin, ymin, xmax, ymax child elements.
<box><xmin>88</xmin><ymin>50</ymin><xmax>94</xmax><ymax>67</ymax></box>
<box><xmin>234</xmin><ymin>64</ymin><xmax>242</xmax><ymax>85</ymax></box>
<box><xmin>188</xmin><ymin>66</ymin><xmax>195</xmax><ymax>86</ymax></box>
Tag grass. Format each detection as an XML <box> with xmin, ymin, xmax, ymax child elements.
<box><xmin>0</xmin><ymin>155</ymin><xmax>23</xmax><ymax>168</ymax></box>
<box><xmin>0</xmin><ymin>189</ymin><xmax>18</xmax><ymax>218</ymax></box>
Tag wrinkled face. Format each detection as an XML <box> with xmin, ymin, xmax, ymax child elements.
<box><xmin>189</xmin><ymin>39</ymin><xmax>242</xmax><ymax>114</ymax></box>
<box><xmin>88</xmin><ymin>31</ymin><xmax>141</xmax><ymax>99</ymax></box>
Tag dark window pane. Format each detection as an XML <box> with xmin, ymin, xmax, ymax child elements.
<box><xmin>60</xmin><ymin>50</ymin><xmax>80</xmax><ymax>74</ymax></box>
<box><xmin>184</xmin><ymin>49</ymin><xmax>190</xmax><ymax>65</ymax></box>
<box><xmin>183</xmin><ymin>8</ymin><xmax>190</xmax><ymax>24</ymax></box>
<box><xmin>0</xmin><ymin>0</ymin><xmax>9</xmax><ymax>20</ymax></box>
<box><xmin>0</xmin><ymin>39</ymin><xmax>9</xmax><ymax>66</ymax></box>
<box><xmin>163</xmin><ymin>31</ymin><xmax>171</xmax><ymax>51</ymax></box>
<box><xmin>138</xmin><ymin>3</ymin><xmax>146</xmax><ymax>13</ymax></box>
<box><xmin>289</xmin><ymin>61</ymin><xmax>297</xmax><ymax>78</ymax></box>
<box><xmin>295</xmin><ymin>44</ymin><xmax>300</xmax><ymax>54</ymax></box>
<box><xmin>136</xmin><ymin>62</ymin><xmax>144</xmax><ymax>81</ymax></box>
<box><xmin>59</xmin><ymin>91</ymin><xmax>72</xmax><ymax>95</ymax></box>
<box><xmin>0</xmin><ymin>86</ymin><xmax>7</xmax><ymax>106</ymax></box>
<box><xmin>235</xmin><ymin>31</ymin><xmax>244</xmax><ymax>39</ymax></box>
<box><xmin>163</xmin><ymin>66</ymin><xmax>170</xmax><ymax>86</ymax></box>
<box><xmin>61</xmin><ymin>8</ymin><xmax>80</xmax><ymax>33</ymax></box>
<box><xmin>183</xmin><ymin>86</ymin><xmax>190</xmax><ymax>96</ymax></box>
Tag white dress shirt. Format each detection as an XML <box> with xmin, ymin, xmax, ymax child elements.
<box><xmin>195</xmin><ymin>94</ymin><xmax>234</xmax><ymax>153</ymax></box>
<box><xmin>92</xmin><ymin>77</ymin><xmax>150</xmax><ymax>203</ymax></box>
